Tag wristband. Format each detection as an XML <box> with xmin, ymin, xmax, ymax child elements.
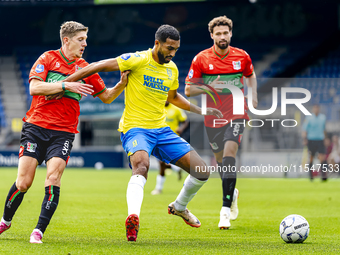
<box><xmin>62</xmin><ymin>82</ymin><xmax>66</xmax><ymax>91</ymax></box>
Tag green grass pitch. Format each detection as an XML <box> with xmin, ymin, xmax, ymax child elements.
<box><xmin>0</xmin><ymin>168</ymin><xmax>339</xmax><ymax>254</ymax></box>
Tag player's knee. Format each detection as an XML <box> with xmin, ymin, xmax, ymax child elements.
<box><xmin>46</xmin><ymin>172</ymin><xmax>62</xmax><ymax>186</ymax></box>
<box><xmin>193</xmin><ymin>161</ymin><xmax>210</xmax><ymax>181</ymax></box>
<box><xmin>16</xmin><ymin>180</ymin><xmax>32</xmax><ymax>192</ymax></box>
<box><xmin>135</xmin><ymin>162</ymin><xmax>149</xmax><ymax>176</ymax></box>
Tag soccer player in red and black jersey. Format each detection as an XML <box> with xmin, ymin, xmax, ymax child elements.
<box><xmin>185</xmin><ymin>16</ymin><xmax>258</xmax><ymax>229</ymax></box>
<box><xmin>0</xmin><ymin>21</ymin><xmax>129</xmax><ymax>243</ymax></box>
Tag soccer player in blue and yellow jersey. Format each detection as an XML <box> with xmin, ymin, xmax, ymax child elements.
<box><xmin>151</xmin><ymin>101</ymin><xmax>189</xmax><ymax>195</ymax></box>
<box><xmin>64</xmin><ymin>25</ymin><xmax>222</xmax><ymax>242</ymax></box>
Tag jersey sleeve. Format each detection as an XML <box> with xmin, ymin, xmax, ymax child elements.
<box><xmin>185</xmin><ymin>55</ymin><xmax>203</xmax><ymax>86</ymax></box>
<box><xmin>29</xmin><ymin>52</ymin><xmax>50</xmax><ymax>83</ymax></box>
<box><xmin>85</xmin><ymin>73</ymin><xmax>107</xmax><ymax>98</ymax></box>
<box><xmin>116</xmin><ymin>52</ymin><xmax>144</xmax><ymax>72</ymax></box>
<box><xmin>79</xmin><ymin>60</ymin><xmax>107</xmax><ymax>98</ymax></box>
<box><xmin>243</xmin><ymin>51</ymin><xmax>254</xmax><ymax>77</ymax></box>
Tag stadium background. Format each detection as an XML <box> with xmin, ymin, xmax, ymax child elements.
<box><xmin>0</xmin><ymin>0</ymin><xmax>339</xmax><ymax>175</ymax></box>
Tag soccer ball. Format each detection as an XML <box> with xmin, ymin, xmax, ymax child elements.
<box><xmin>279</xmin><ymin>214</ymin><xmax>309</xmax><ymax>243</ymax></box>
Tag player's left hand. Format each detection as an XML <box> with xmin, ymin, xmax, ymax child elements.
<box><xmin>206</xmin><ymin>107</ymin><xmax>223</xmax><ymax>118</ymax></box>
<box><xmin>45</xmin><ymin>91</ymin><xmax>65</xmax><ymax>100</ymax></box>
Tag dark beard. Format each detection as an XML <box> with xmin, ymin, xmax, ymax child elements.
<box><xmin>216</xmin><ymin>41</ymin><xmax>229</xmax><ymax>50</ymax></box>
<box><xmin>157</xmin><ymin>50</ymin><xmax>170</xmax><ymax>64</ymax></box>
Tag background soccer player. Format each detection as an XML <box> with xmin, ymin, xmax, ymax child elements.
<box><xmin>0</xmin><ymin>21</ymin><xmax>129</xmax><ymax>243</ymax></box>
<box><xmin>184</xmin><ymin>16</ymin><xmax>258</xmax><ymax>229</ymax></box>
<box><xmin>62</xmin><ymin>24</ymin><xmax>222</xmax><ymax>242</ymax></box>
<box><xmin>302</xmin><ymin>104</ymin><xmax>328</xmax><ymax>181</ymax></box>
<box><xmin>151</xmin><ymin>101</ymin><xmax>189</xmax><ymax>195</ymax></box>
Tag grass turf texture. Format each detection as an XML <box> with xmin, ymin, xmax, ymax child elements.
<box><xmin>0</xmin><ymin>168</ymin><xmax>339</xmax><ymax>255</ymax></box>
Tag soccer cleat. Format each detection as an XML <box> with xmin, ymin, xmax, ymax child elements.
<box><xmin>0</xmin><ymin>221</ymin><xmax>11</xmax><ymax>235</ymax></box>
<box><xmin>151</xmin><ymin>189</ymin><xmax>162</xmax><ymax>195</ymax></box>
<box><xmin>30</xmin><ymin>229</ymin><xmax>43</xmax><ymax>244</ymax></box>
<box><xmin>125</xmin><ymin>214</ymin><xmax>139</xmax><ymax>241</ymax></box>
<box><xmin>218</xmin><ymin>212</ymin><xmax>231</xmax><ymax>229</ymax></box>
<box><xmin>168</xmin><ymin>202</ymin><xmax>201</xmax><ymax>228</ymax></box>
<box><xmin>230</xmin><ymin>188</ymin><xmax>239</xmax><ymax>221</ymax></box>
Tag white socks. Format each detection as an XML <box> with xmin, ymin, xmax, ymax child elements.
<box><xmin>174</xmin><ymin>175</ymin><xmax>207</xmax><ymax>211</ymax></box>
<box><xmin>1</xmin><ymin>217</ymin><xmax>11</xmax><ymax>226</ymax></box>
<box><xmin>155</xmin><ymin>175</ymin><xmax>165</xmax><ymax>191</ymax></box>
<box><xmin>126</xmin><ymin>175</ymin><xmax>147</xmax><ymax>217</ymax></box>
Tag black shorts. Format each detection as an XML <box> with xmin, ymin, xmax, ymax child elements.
<box><xmin>205</xmin><ymin>119</ymin><xmax>245</xmax><ymax>153</ymax></box>
<box><xmin>307</xmin><ymin>140</ymin><xmax>325</xmax><ymax>157</ymax></box>
<box><xmin>19</xmin><ymin>122</ymin><xmax>75</xmax><ymax>165</ymax></box>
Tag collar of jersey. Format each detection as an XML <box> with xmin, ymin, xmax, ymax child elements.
<box><xmin>212</xmin><ymin>46</ymin><xmax>230</xmax><ymax>60</ymax></box>
<box><xmin>59</xmin><ymin>48</ymin><xmax>77</xmax><ymax>65</ymax></box>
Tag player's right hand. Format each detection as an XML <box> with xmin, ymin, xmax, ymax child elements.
<box><xmin>206</xmin><ymin>107</ymin><xmax>223</xmax><ymax>118</ymax></box>
<box><xmin>209</xmin><ymin>75</ymin><xmax>224</xmax><ymax>93</ymax></box>
<box><xmin>65</xmin><ymin>82</ymin><xmax>94</xmax><ymax>97</ymax></box>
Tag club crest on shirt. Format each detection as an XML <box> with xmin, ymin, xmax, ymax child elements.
<box><xmin>55</xmin><ymin>62</ymin><xmax>60</xmax><ymax>68</ymax></box>
<box><xmin>166</xmin><ymin>68</ymin><xmax>172</xmax><ymax>78</ymax></box>
<box><xmin>233</xmin><ymin>61</ymin><xmax>241</xmax><ymax>70</ymax></box>
<box><xmin>209</xmin><ymin>64</ymin><xmax>214</xmax><ymax>70</ymax></box>
<box><xmin>35</xmin><ymin>64</ymin><xmax>44</xmax><ymax>73</ymax></box>
<box><xmin>75</xmin><ymin>65</ymin><xmax>82</xmax><ymax>72</ymax></box>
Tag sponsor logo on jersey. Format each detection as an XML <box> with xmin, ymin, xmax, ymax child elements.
<box><xmin>132</xmin><ymin>140</ymin><xmax>138</xmax><ymax>147</ymax></box>
<box><xmin>27</xmin><ymin>142</ymin><xmax>37</xmax><ymax>152</ymax></box>
<box><xmin>41</xmin><ymin>54</ymin><xmax>46</xmax><ymax>59</ymax></box>
<box><xmin>55</xmin><ymin>62</ymin><xmax>60</xmax><ymax>68</ymax></box>
<box><xmin>189</xmin><ymin>69</ymin><xmax>194</xmax><ymax>79</ymax></box>
<box><xmin>209</xmin><ymin>64</ymin><xmax>214</xmax><ymax>70</ymax></box>
<box><xmin>62</xmin><ymin>140</ymin><xmax>70</xmax><ymax>156</ymax></box>
<box><xmin>143</xmin><ymin>75</ymin><xmax>169</xmax><ymax>92</ymax></box>
<box><xmin>232</xmin><ymin>61</ymin><xmax>241</xmax><ymax>70</ymax></box>
<box><xmin>121</xmin><ymin>53</ymin><xmax>131</xmax><ymax>61</ymax></box>
<box><xmin>35</xmin><ymin>64</ymin><xmax>44</xmax><ymax>73</ymax></box>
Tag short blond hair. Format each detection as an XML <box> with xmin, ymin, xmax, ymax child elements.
<box><xmin>60</xmin><ymin>21</ymin><xmax>88</xmax><ymax>44</ymax></box>
<box><xmin>208</xmin><ymin>16</ymin><xmax>233</xmax><ymax>34</ymax></box>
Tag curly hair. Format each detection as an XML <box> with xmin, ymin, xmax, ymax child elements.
<box><xmin>60</xmin><ymin>21</ymin><xmax>88</xmax><ymax>44</ymax></box>
<box><xmin>208</xmin><ymin>16</ymin><xmax>233</xmax><ymax>34</ymax></box>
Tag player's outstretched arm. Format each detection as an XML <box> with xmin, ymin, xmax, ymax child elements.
<box><xmin>245</xmin><ymin>72</ymin><xmax>258</xmax><ymax>109</ymax></box>
<box><xmin>30</xmin><ymin>78</ymin><xmax>94</xmax><ymax>97</ymax></box>
<box><xmin>64</xmin><ymin>58</ymin><xmax>120</xmax><ymax>83</ymax></box>
<box><xmin>185</xmin><ymin>75</ymin><xmax>224</xmax><ymax>97</ymax></box>
<box><xmin>98</xmin><ymin>71</ymin><xmax>130</xmax><ymax>104</ymax></box>
<box><xmin>167</xmin><ymin>90</ymin><xmax>223</xmax><ymax>118</ymax></box>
